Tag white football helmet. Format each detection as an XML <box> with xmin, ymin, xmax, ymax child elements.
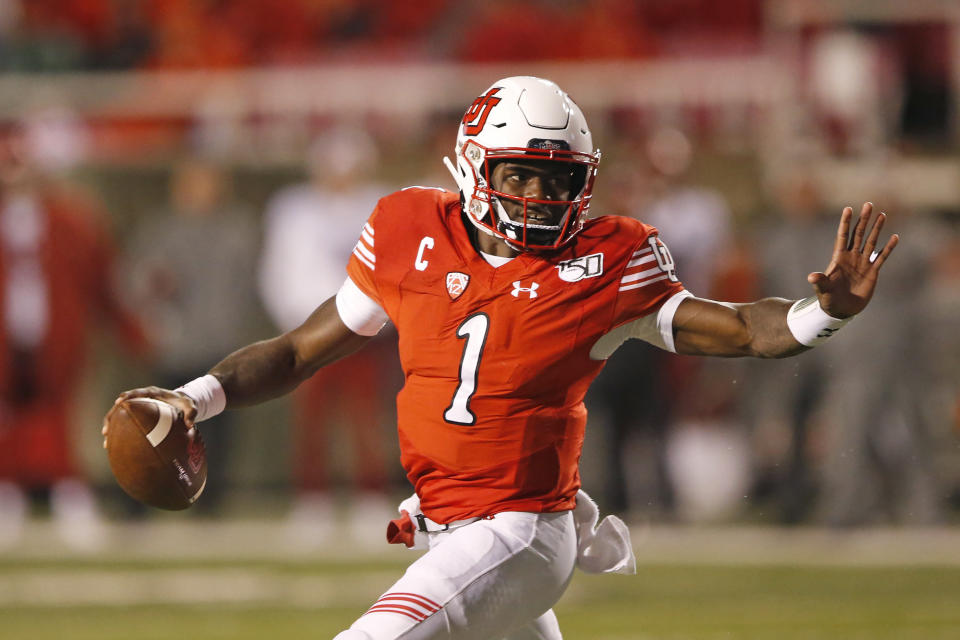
<box><xmin>443</xmin><ymin>76</ymin><xmax>601</xmax><ymax>251</ymax></box>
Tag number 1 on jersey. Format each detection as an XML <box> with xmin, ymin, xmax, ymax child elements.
<box><xmin>443</xmin><ymin>313</ymin><xmax>489</xmax><ymax>425</ymax></box>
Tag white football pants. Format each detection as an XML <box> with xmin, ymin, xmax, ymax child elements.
<box><xmin>334</xmin><ymin>510</ymin><xmax>577</xmax><ymax>639</ymax></box>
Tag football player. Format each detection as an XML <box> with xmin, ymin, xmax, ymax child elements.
<box><xmin>105</xmin><ymin>76</ymin><xmax>898</xmax><ymax>639</ymax></box>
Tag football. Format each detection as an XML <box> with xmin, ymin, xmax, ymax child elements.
<box><xmin>105</xmin><ymin>397</ymin><xmax>207</xmax><ymax>510</ymax></box>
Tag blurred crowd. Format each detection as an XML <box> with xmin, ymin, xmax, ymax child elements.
<box><xmin>0</xmin><ymin>0</ymin><xmax>761</xmax><ymax>71</ymax></box>
<box><xmin>0</xmin><ymin>1</ymin><xmax>959</xmax><ymax>551</ymax></box>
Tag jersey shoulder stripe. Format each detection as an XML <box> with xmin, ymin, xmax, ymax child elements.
<box><xmin>619</xmin><ymin>244</ymin><xmax>666</xmax><ymax>290</ymax></box>
<box><xmin>625</xmin><ymin>247</ymin><xmax>655</xmax><ymax>268</ymax></box>
<box><xmin>574</xmin><ymin>216</ymin><xmax>670</xmax><ymax>291</ymax></box>
<box><xmin>619</xmin><ymin>274</ymin><xmax>670</xmax><ymax>292</ymax></box>
<box><xmin>351</xmin><ymin>187</ymin><xmax>459</xmax><ymax>277</ymax></box>
<box><xmin>353</xmin><ymin>229</ymin><xmax>376</xmax><ymax>270</ymax></box>
<box><xmin>353</xmin><ymin>245</ymin><xmax>375</xmax><ymax>270</ymax></box>
<box><xmin>619</xmin><ymin>247</ymin><xmax>675</xmax><ymax>289</ymax></box>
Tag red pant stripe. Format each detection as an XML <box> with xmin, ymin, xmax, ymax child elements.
<box><xmin>374</xmin><ymin>594</ymin><xmax>439</xmax><ymax>613</ymax></box>
<box><xmin>365</xmin><ymin>604</ymin><xmax>427</xmax><ymax>621</ymax></box>
<box><xmin>380</xmin><ymin>591</ymin><xmax>441</xmax><ymax>609</ymax></box>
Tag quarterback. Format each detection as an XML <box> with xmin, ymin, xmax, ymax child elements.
<box><xmin>105</xmin><ymin>77</ymin><xmax>897</xmax><ymax>639</ymax></box>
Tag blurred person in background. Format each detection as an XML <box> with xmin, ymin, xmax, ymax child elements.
<box><xmin>258</xmin><ymin>125</ymin><xmax>399</xmax><ymax>547</ymax></box>
<box><xmin>641</xmin><ymin>129</ymin><xmax>758</xmax><ymax>524</ymax></box>
<box><xmin>814</xmin><ymin>192</ymin><xmax>941</xmax><ymax>526</ymax></box>
<box><xmin>749</xmin><ymin>169</ymin><xmax>845</xmax><ymax>523</ymax></box>
<box><xmin>0</xmin><ymin>115</ymin><xmax>149</xmax><ymax>549</ymax></box>
<box><xmin>921</xmin><ymin>212</ymin><xmax>960</xmax><ymax>511</ymax></box>
<box><xmin>754</xmin><ymin>170</ymin><xmax>941</xmax><ymax>526</ymax></box>
<box><xmin>127</xmin><ymin>157</ymin><xmax>259</xmax><ymax>515</ymax></box>
<box><xmin>642</xmin><ymin>128</ymin><xmax>733</xmax><ymax>299</ymax></box>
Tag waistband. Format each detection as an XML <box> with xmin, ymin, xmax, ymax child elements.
<box><xmin>414</xmin><ymin>513</ymin><xmax>486</xmax><ymax>533</ymax></box>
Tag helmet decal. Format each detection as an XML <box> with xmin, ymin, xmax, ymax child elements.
<box><xmin>526</xmin><ymin>138</ymin><xmax>570</xmax><ymax>151</ymax></box>
<box><xmin>462</xmin><ymin>88</ymin><xmax>502</xmax><ymax>136</ymax></box>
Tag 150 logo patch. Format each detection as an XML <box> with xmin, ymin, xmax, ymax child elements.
<box><xmin>556</xmin><ymin>253</ymin><xmax>604</xmax><ymax>282</ymax></box>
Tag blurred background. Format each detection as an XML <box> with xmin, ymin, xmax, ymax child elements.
<box><xmin>1</xmin><ymin>1</ymin><xmax>960</xmax><ymax>637</ymax></box>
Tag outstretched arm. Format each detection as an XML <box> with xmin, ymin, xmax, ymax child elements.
<box><xmin>672</xmin><ymin>202</ymin><xmax>898</xmax><ymax>358</ymax></box>
<box><xmin>671</xmin><ymin>295</ymin><xmax>800</xmax><ymax>358</ymax></box>
<box><xmin>106</xmin><ymin>296</ymin><xmax>372</xmax><ymax>435</ymax></box>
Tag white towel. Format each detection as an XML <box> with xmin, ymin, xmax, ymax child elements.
<box><xmin>573</xmin><ymin>489</ymin><xmax>637</xmax><ymax>575</ymax></box>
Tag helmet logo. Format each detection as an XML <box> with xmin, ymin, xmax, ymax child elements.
<box><xmin>462</xmin><ymin>88</ymin><xmax>502</xmax><ymax>136</ymax></box>
<box><xmin>446</xmin><ymin>272</ymin><xmax>470</xmax><ymax>300</ymax></box>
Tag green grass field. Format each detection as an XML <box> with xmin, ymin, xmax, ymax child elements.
<box><xmin>2</xmin><ymin>560</ymin><xmax>959</xmax><ymax>639</ymax></box>
<box><xmin>2</xmin><ymin>523</ymin><xmax>959</xmax><ymax>639</ymax></box>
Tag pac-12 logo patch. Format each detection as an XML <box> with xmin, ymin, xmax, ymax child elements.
<box><xmin>446</xmin><ymin>272</ymin><xmax>470</xmax><ymax>300</ymax></box>
<box><xmin>556</xmin><ymin>252</ymin><xmax>604</xmax><ymax>282</ymax></box>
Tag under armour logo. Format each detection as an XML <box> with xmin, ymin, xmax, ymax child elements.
<box><xmin>511</xmin><ymin>281</ymin><xmax>539</xmax><ymax>298</ymax></box>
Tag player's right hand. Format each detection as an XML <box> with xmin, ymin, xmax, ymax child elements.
<box><xmin>102</xmin><ymin>387</ymin><xmax>198</xmax><ymax>449</ymax></box>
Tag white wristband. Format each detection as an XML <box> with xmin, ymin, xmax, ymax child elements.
<box><xmin>786</xmin><ymin>297</ymin><xmax>852</xmax><ymax>347</ymax></box>
<box><xmin>176</xmin><ymin>374</ymin><xmax>226</xmax><ymax>422</ymax></box>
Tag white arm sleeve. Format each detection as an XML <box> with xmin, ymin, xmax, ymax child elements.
<box><xmin>335</xmin><ymin>277</ymin><xmax>389</xmax><ymax>336</ymax></box>
<box><xmin>654</xmin><ymin>289</ymin><xmax>694</xmax><ymax>352</ymax></box>
<box><xmin>589</xmin><ymin>290</ymin><xmax>693</xmax><ymax>360</ymax></box>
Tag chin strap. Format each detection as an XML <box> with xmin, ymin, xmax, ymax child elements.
<box><xmin>492</xmin><ymin>198</ymin><xmax>519</xmax><ymax>240</ymax></box>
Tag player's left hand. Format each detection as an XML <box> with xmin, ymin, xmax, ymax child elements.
<box><xmin>807</xmin><ymin>202</ymin><xmax>899</xmax><ymax>318</ymax></box>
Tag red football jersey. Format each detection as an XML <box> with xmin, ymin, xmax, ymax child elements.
<box><xmin>347</xmin><ymin>187</ymin><xmax>685</xmax><ymax>521</ymax></box>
